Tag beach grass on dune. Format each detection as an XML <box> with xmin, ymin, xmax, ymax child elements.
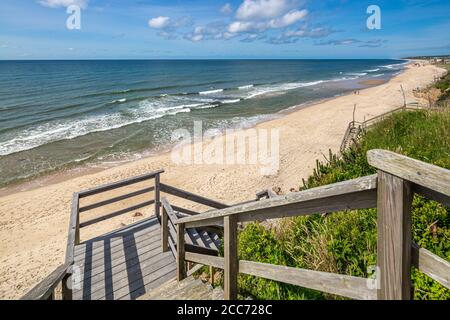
<box><xmin>236</xmin><ymin>108</ymin><xmax>450</xmax><ymax>300</ymax></box>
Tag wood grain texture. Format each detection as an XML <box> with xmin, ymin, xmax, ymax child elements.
<box><xmin>368</xmin><ymin>149</ymin><xmax>450</xmax><ymax>198</ymax></box>
<box><xmin>184</xmin><ymin>253</ymin><xmax>376</xmax><ymax>300</ymax></box>
<box><xmin>376</xmin><ymin>171</ymin><xmax>413</xmax><ymax>300</ymax></box>
<box><xmin>178</xmin><ymin>175</ymin><xmax>377</xmax><ymax>228</ymax></box>
<box><xmin>412</xmin><ymin>243</ymin><xmax>450</xmax><ymax>289</ymax></box>
<box><xmin>239</xmin><ymin>260</ymin><xmax>376</xmax><ymax>300</ymax></box>
<box><xmin>161</xmin><ymin>204</ymin><xmax>169</xmax><ymax>253</ymax></box>
<box><xmin>66</xmin><ymin>193</ymin><xmax>80</xmax><ymax>265</ymax></box>
<box><xmin>177</xmin><ymin>222</ymin><xmax>187</xmax><ymax>282</ymax></box>
<box><xmin>224</xmin><ymin>215</ymin><xmax>238</xmax><ymax>300</ymax></box>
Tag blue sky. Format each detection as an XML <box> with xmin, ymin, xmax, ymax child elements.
<box><xmin>0</xmin><ymin>0</ymin><xmax>449</xmax><ymax>59</ymax></box>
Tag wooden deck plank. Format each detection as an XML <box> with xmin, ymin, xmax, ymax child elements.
<box><xmin>117</xmin><ymin>263</ymin><xmax>177</xmax><ymax>300</ymax></box>
<box><xmin>72</xmin><ymin>212</ymin><xmax>218</xmax><ymax>300</ymax></box>
<box><xmin>74</xmin><ymin>231</ymin><xmax>160</xmax><ymax>269</ymax></box>
<box><xmin>74</xmin><ymin>225</ymin><xmax>160</xmax><ymax>258</ymax></box>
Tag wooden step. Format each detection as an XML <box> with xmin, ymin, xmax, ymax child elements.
<box><xmin>138</xmin><ymin>276</ymin><xmax>224</xmax><ymax>300</ymax></box>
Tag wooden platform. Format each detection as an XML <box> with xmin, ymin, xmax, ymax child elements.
<box><xmin>72</xmin><ymin>217</ymin><xmax>176</xmax><ymax>300</ymax></box>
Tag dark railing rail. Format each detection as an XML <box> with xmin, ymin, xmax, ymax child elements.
<box><xmin>176</xmin><ymin>150</ymin><xmax>450</xmax><ymax>300</ymax></box>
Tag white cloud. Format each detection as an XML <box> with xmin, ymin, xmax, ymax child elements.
<box><xmin>236</xmin><ymin>0</ymin><xmax>294</xmax><ymax>21</ymax></box>
<box><xmin>38</xmin><ymin>0</ymin><xmax>88</xmax><ymax>8</ymax></box>
<box><xmin>148</xmin><ymin>16</ymin><xmax>171</xmax><ymax>29</ymax></box>
<box><xmin>268</xmin><ymin>9</ymin><xmax>307</xmax><ymax>28</ymax></box>
<box><xmin>220</xmin><ymin>3</ymin><xmax>233</xmax><ymax>14</ymax></box>
<box><xmin>228</xmin><ymin>21</ymin><xmax>255</xmax><ymax>33</ymax></box>
<box><xmin>228</xmin><ymin>9</ymin><xmax>307</xmax><ymax>33</ymax></box>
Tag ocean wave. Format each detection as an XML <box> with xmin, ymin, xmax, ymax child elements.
<box><xmin>0</xmin><ymin>99</ymin><xmax>193</xmax><ymax>156</ymax></box>
<box><xmin>366</xmin><ymin>68</ymin><xmax>380</xmax><ymax>72</ymax></box>
<box><xmin>245</xmin><ymin>80</ymin><xmax>326</xmax><ymax>99</ymax></box>
<box><xmin>199</xmin><ymin>89</ymin><xmax>224</xmax><ymax>95</ymax></box>
<box><xmin>109</xmin><ymin>98</ymin><xmax>127</xmax><ymax>104</ymax></box>
<box><xmin>346</xmin><ymin>72</ymin><xmax>368</xmax><ymax>76</ymax></box>
<box><xmin>238</xmin><ymin>85</ymin><xmax>254</xmax><ymax>90</ymax></box>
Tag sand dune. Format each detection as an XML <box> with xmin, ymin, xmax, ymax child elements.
<box><xmin>0</xmin><ymin>61</ymin><xmax>445</xmax><ymax>299</ymax></box>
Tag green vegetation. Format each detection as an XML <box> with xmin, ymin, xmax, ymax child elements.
<box><xmin>436</xmin><ymin>63</ymin><xmax>450</xmax><ymax>103</ymax></box>
<box><xmin>237</xmin><ymin>109</ymin><xmax>450</xmax><ymax>300</ymax></box>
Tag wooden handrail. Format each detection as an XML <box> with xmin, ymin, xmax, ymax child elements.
<box><xmin>78</xmin><ymin>169</ymin><xmax>164</xmax><ymax>198</ymax></box>
<box><xmin>174</xmin><ymin>150</ymin><xmax>450</xmax><ymax>300</ymax></box>
<box><xmin>176</xmin><ymin>174</ymin><xmax>377</xmax><ymax>228</ymax></box>
<box><xmin>160</xmin><ymin>183</ymin><xmax>229</xmax><ymax>209</ymax></box>
<box><xmin>367</xmin><ymin>149</ymin><xmax>450</xmax><ymax>200</ymax></box>
<box><xmin>20</xmin><ymin>264</ymin><xmax>71</xmax><ymax>300</ymax></box>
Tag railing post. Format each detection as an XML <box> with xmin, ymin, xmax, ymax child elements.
<box><xmin>224</xmin><ymin>215</ymin><xmax>238</xmax><ymax>300</ymax></box>
<box><xmin>155</xmin><ymin>173</ymin><xmax>161</xmax><ymax>221</ymax></box>
<box><xmin>376</xmin><ymin>170</ymin><xmax>413</xmax><ymax>300</ymax></box>
<box><xmin>176</xmin><ymin>222</ymin><xmax>186</xmax><ymax>281</ymax></box>
<box><xmin>161</xmin><ymin>205</ymin><xmax>168</xmax><ymax>252</ymax></box>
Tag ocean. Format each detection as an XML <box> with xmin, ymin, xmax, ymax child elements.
<box><xmin>0</xmin><ymin>59</ymin><xmax>407</xmax><ymax>186</ymax></box>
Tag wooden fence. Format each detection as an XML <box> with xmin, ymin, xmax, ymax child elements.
<box><xmin>175</xmin><ymin>150</ymin><xmax>450</xmax><ymax>300</ymax></box>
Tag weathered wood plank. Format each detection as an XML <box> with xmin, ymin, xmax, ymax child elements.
<box><xmin>74</xmin><ymin>226</ymin><xmax>160</xmax><ymax>259</ymax></box>
<box><xmin>171</xmin><ymin>205</ymin><xmax>201</xmax><ymax>216</ymax></box>
<box><xmin>177</xmin><ymin>223</ymin><xmax>186</xmax><ymax>281</ymax></box>
<box><xmin>239</xmin><ymin>260</ymin><xmax>376</xmax><ymax>300</ymax></box>
<box><xmin>224</xmin><ymin>215</ymin><xmax>238</xmax><ymax>300</ymax></box>
<box><xmin>79</xmin><ymin>199</ymin><xmax>155</xmax><ymax>228</ymax></box>
<box><xmin>412</xmin><ymin>243</ymin><xmax>450</xmax><ymax>289</ymax></box>
<box><xmin>178</xmin><ymin>175</ymin><xmax>378</xmax><ymax>228</ymax></box>
<box><xmin>21</xmin><ymin>264</ymin><xmax>70</xmax><ymax>300</ymax></box>
<box><xmin>376</xmin><ymin>171</ymin><xmax>413</xmax><ymax>300</ymax></box>
<box><xmin>66</xmin><ymin>193</ymin><xmax>80</xmax><ymax>264</ymax></box>
<box><xmin>185</xmin><ymin>252</ymin><xmax>225</xmax><ymax>269</ymax></box>
<box><xmin>160</xmin><ymin>183</ymin><xmax>229</xmax><ymax>209</ymax></box>
<box><xmin>94</xmin><ymin>253</ymin><xmax>175</xmax><ymax>300</ymax></box>
<box><xmin>90</xmin><ymin>253</ymin><xmax>174</xmax><ymax>300</ymax></box>
<box><xmin>155</xmin><ymin>173</ymin><xmax>161</xmax><ymax>220</ymax></box>
<box><xmin>78</xmin><ymin>170</ymin><xmax>164</xmax><ymax>198</ymax></box>
<box><xmin>117</xmin><ymin>264</ymin><xmax>177</xmax><ymax>300</ymax></box>
<box><xmin>184</xmin><ymin>253</ymin><xmax>377</xmax><ymax>300</ymax></box>
<box><xmin>368</xmin><ymin>149</ymin><xmax>450</xmax><ymax>198</ymax></box>
<box><xmin>161</xmin><ymin>206</ymin><xmax>169</xmax><ymax>252</ymax></box>
<box><xmin>73</xmin><ymin>244</ymin><xmax>164</xmax><ymax>297</ymax></box>
<box><xmin>74</xmin><ymin>233</ymin><xmax>161</xmax><ymax>274</ymax></box>
<box><xmin>79</xmin><ymin>187</ymin><xmax>154</xmax><ymax>213</ymax></box>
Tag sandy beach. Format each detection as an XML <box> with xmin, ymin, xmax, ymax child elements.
<box><xmin>0</xmin><ymin>61</ymin><xmax>446</xmax><ymax>299</ymax></box>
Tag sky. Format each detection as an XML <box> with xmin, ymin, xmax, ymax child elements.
<box><xmin>0</xmin><ymin>0</ymin><xmax>449</xmax><ymax>59</ymax></box>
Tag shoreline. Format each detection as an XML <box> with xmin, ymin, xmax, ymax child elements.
<box><xmin>0</xmin><ymin>60</ymin><xmax>446</xmax><ymax>299</ymax></box>
<box><xmin>0</xmin><ymin>74</ymin><xmax>391</xmax><ymax>198</ymax></box>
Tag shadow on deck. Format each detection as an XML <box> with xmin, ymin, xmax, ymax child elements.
<box><xmin>72</xmin><ymin>217</ymin><xmax>176</xmax><ymax>300</ymax></box>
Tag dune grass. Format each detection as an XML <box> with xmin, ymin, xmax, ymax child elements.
<box><xmin>237</xmin><ymin>108</ymin><xmax>450</xmax><ymax>300</ymax></box>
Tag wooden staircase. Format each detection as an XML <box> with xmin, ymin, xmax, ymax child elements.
<box><xmin>139</xmin><ymin>276</ymin><xmax>223</xmax><ymax>300</ymax></box>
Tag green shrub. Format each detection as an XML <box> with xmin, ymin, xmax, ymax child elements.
<box><xmin>238</xmin><ymin>109</ymin><xmax>450</xmax><ymax>300</ymax></box>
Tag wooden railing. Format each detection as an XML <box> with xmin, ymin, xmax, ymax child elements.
<box><xmin>339</xmin><ymin>105</ymin><xmax>422</xmax><ymax>153</ymax></box>
<box><xmin>175</xmin><ymin>150</ymin><xmax>450</xmax><ymax>300</ymax></box>
<box><xmin>21</xmin><ymin>169</ymin><xmax>164</xmax><ymax>300</ymax></box>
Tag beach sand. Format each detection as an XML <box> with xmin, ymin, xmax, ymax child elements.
<box><xmin>0</xmin><ymin>61</ymin><xmax>446</xmax><ymax>299</ymax></box>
